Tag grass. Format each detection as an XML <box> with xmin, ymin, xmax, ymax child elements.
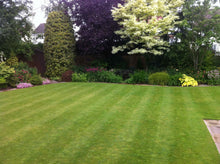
<box><xmin>0</xmin><ymin>83</ymin><xmax>220</xmax><ymax>163</ymax></box>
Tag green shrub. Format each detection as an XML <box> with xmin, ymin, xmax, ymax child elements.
<box><xmin>44</xmin><ymin>11</ymin><xmax>75</xmax><ymax>77</ymax></box>
<box><xmin>148</xmin><ymin>72</ymin><xmax>170</xmax><ymax>85</ymax></box>
<box><xmin>125</xmin><ymin>71</ymin><xmax>148</xmax><ymax>84</ymax></box>
<box><xmin>86</xmin><ymin>71</ymin><xmax>122</xmax><ymax>83</ymax></box>
<box><xmin>188</xmin><ymin>70</ymin><xmax>209</xmax><ymax>84</ymax></box>
<box><xmin>7</xmin><ymin>74</ymin><xmax>19</xmax><ymax>88</ymax></box>
<box><xmin>207</xmin><ymin>78</ymin><xmax>220</xmax><ymax>86</ymax></box>
<box><xmin>6</xmin><ymin>56</ymin><xmax>19</xmax><ymax>67</ymax></box>
<box><xmin>15</xmin><ymin>69</ymin><xmax>32</xmax><ymax>83</ymax></box>
<box><xmin>50</xmin><ymin>77</ymin><xmax>61</xmax><ymax>81</ymax></box>
<box><xmin>16</xmin><ymin>62</ymin><xmax>38</xmax><ymax>76</ymax></box>
<box><xmin>0</xmin><ymin>62</ymin><xmax>15</xmax><ymax>79</ymax></box>
<box><xmin>0</xmin><ymin>77</ymin><xmax>7</xmax><ymax>89</ymax></box>
<box><xmin>168</xmin><ymin>73</ymin><xmax>182</xmax><ymax>86</ymax></box>
<box><xmin>72</xmin><ymin>73</ymin><xmax>87</xmax><ymax>82</ymax></box>
<box><xmin>30</xmin><ymin>75</ymin><xmax>43</xmax><ymax>85</ymax></box>
<box><xmin>179</xmin><ymin>74</ymin><xmax>198</xmax><ymax>87</ymax></box>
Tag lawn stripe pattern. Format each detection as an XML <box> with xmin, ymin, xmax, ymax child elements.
<box><xmin>0</xmin><ymin>83</ymin><xmax>220</xmax><ymax>163</ymax></box>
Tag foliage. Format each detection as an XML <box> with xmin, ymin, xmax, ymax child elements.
<box><xmin>15</xmin><ymin>62</ymin><xmax>38</xmax><ymax>76</ymax></box>
<box><xmin>167</xmin><ymin>73</ymin><xmax>182</xmax><ymax>86</ymax></box>
<box><xmin>72</xmin><ymin>65</ymin><xmax>86</xmax><ymax>73</ymax></box>
<box><xmin>111</xmin><ymin>0</ymin><xmax>184</xmax><ymax>55</ymax></box>
<box><xmin>175</xmin><ymin>0</ymin><xmax>220</xmax><ymax>70</ymax></box>
<box><xmin>15</xmin><ymin>69</ymin><xmax>32</xmax><ymax>83</ymax></box>
<box><xmin>16</xmin><ymin>83</ymin><xmax>33</xmax><ymax>89</ymax></box>
<box><xmin>7</xmin><ymin>74</ymin><xmax>19</xmax><ymax>88</ymax></box>
<box><xmin>50</xmin><ymin>77</ymin><xmax>61</xmax><ymax>81</ymax></box>
<box><xmin>148</xmin><ymin>72</ymin><xmax>170</xmax><ymax>85</ymax></box>
<box><xmin>6</xmin><ymin>56</ymin><xmax>19</xmax><ymax>67</ymax></box>
<box><xmin>30</xmin><ymin>75</ymin><xmax>43</xmax><ymax>85</ymax></box>
<box><xmin>125</xmin><ymin>71</ymin><xmax>148</xmax><ymax>84</ymax></box>
<box><xmin>0</xmin><ymin>77</ymin><xmax>7</xmax><ymax>89</ymax></box>
<box><xmin>0</xmin><ymin>62</ymin><xmax>15</xmax><ymax>79</ymax></box>
<box><xmin>72</xmin><ymin>73</ymin><xmax>88</xmax><ymax>82</ymax></box>
<box><xmin>0</xmin><ymin>0</ymin><xmax>33</xmax><ymax>57</ymax></box>
<box><xmin>179</xmin><ymin>74</ymin><xmax>198</xmax><ymax>87</ymax></box>
<box><xmin>62</xmin><ymin>70</ymin><xmax>74</xmax><ymax>82</ymax></box>
<box><xmin>44</xmin><ymin>11</ymin><xmax>75</xmax><ymax>78</ymax></box>
<box><xmin>188</xmin><ymin>70</ymin><xmax>209</xmax><ymax>84</ymax></box>
<box><xmin>61</xmin><ymin>0</ymin><xmax>124</xmax><ymax>56</ymax></box>
<box><xmin>207</xmin><ymin>78</ymin><xmax>220</xmax><ymax>85</ymax></box>
<box><xmin>86</xmin><ymin>70</ymin><xmax>123</xmax><ymax>83</ymax></box>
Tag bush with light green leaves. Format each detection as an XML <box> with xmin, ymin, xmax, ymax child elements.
<box><xmin>44</xmin><ymin>11</ymin><xmax>75</xmax><ymax>78</ymax></box>
<box><xmin>179</xmin><ymin>74</ymin><xmax>198</xmax><ymax>87</ymax></box>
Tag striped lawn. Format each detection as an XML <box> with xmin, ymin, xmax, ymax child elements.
<box><xmin>0</xmin><ymin>83</ymin><xmax>219</xmax><ymax>163</ymax></box>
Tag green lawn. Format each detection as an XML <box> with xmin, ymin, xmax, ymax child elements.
<box><xmin>0</xmin><ymin>83</ymin><xmax>219</xmax><ymax>163</ymax></box>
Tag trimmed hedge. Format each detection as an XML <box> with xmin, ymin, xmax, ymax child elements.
<box><xmin>148</xmin><ymin>72</ymin><xmax>169</xmax><ymax>85</ymax></box>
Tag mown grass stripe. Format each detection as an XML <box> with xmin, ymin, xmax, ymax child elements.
<box><xmin>22</xmin><ymin>84</ymin><xmax>129</xmax><ymax>163</ymax></box>
<box><xmin>0</xmin><ymin>83</ymin><xmax>220</xmax><ymax>163</ymax></box>
<box><xmin>170</xmin><ymin>88</ymin><xmax>220</xmax><ymax>163</ymax></box>
<box><xmin>190</xmin><ymin>87</ymin><xmax>220</xmax><ymax>119</ymax></box>
<box><xmin>146</xmin><ymin>87</ymin><xmax>175</xmax><ymax>164</ymax></box>
<box><xmin>0</xmin><ymin>84</ymin><xmax>108</xmax><ymax>147</ymax></box>
<box><xmin>100</xmin><ymin>86</ymin><xmax>156</xmax><ymax>163</ymax></box>
<box><xmin>0</xmin><ymin>84</ymin><xmax>85</xmax><ymax>118</ymax></box>
<box><xmin>49</xmin><ymin>85</ymin><xmax>148</xmax><ymax>164</ymax></box>
<box><xmin>0</xmin><ymin>83</ymin><xmax>58</xmax><ymax>103</ymax></box>
<box><xmin>0</xmin><ymin>83</ymin><xmax>93</xmax><ymax>127</ymax></box>
<box><xmin>0</xmin><ymin>83</ymin><xmax>75</xmax><ymax>112</ymax></box>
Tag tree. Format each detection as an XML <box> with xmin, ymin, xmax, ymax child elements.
<box><xmin>61</xmin><ymin>0</ymin><xmax>124</xmax><ymax>56</ymax></box>
<box><xmin>44</xmin><ymin>11</ymin><xmax>75</xmax><ymax>78</ymax></box>
<box><xmin>0</xmin><ymin>0</ymin><xmax>33</xmax><ymax>57</ymax></box>
<box><xmin>111</xmin><ymin>0</ymin><xmax>184</xmax><ymax>55</ymax></box>
<box><xmin>176</xmin><ymin>0</ymin><xmax>220</xmax><ymax>70</ymax></box>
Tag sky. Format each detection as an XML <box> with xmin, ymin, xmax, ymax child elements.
<box><xmin>30</xmin><ymin>0</ymin><xmax>220</xmax><ymax>29</ymax></box>
<box><xmin>31</xmin><ymin>0</ymin><xmax>49</xmax><ymax>28</ymax></box>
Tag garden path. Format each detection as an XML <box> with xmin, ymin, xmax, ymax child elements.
<box><xmin>204</xmin><ymin>120</ymin><xmax>220</xmax><ymax>154</ymax></box>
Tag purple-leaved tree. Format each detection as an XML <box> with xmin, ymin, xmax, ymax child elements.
<box><xmin>61</xmin><ymin>0</ymin><xmax>124</xmax><ymax>56</ymax></box>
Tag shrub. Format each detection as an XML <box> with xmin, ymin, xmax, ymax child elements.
<box><xmin>44</xmin><ymin>11</ymin><xmax>75</xmax><ymax>78</ymax></box>
<box><xmin>168</xmin><ymin>73</ymin><xmax>182</xmax><ymax>86</ymax></box>
<box><xmin>0</xmin><ymin>77</ymin><xmax>7</xmax><ymax>89</ymax></box>
<box><xmin>189</xmin><ymin>70</ymin><xmax>209</xmax><ymax>84</ymax></box>
<box><xmin>125</xmin><ymin>71</ymin><xmax>148</xmax><ymax>84</ymax></box>
<box><xmin>6</xmin><ymin>56</ymin><xmax>19</xmax><ymax>67</ymax></box>
<box><xmin>0</xmin><ymin>62</ymin><xmax>15</xmax><ymax>79</ymax></box>
<box><xmin>16</xmin><ymin>62</ymin><xmax>38</xmax><ymax>75</ymax></box>
<box><xmin>85</xmin><ymin>67</ymin><xmax>106</xmax><ymax>82</ymax></box>
<box><xmin>207</xmin><ymin>78</ymin><xmax>220</xmax><ymax>85</ymax></box>
<box><xmin>97</xmin><ymin>71</ymin><xmax>123</xmax><ymax>83</ymax></box>
<box><xmin>15</xmin><ymin>69</ymin><xmax>32</xmax><ymax>83</ymax></box>
<box><xmin>179</xmin><ymin>74</ymin><xmax>198</xmax><ymax>87</ymax></box>
<box><xmin>16</xmin><ymin>83</ymin><xmax>33</xmax><ymax>89</ymax></box>
<box><xmin>30</xmin><ymin>75</ymin><xmax>43</xmax><ymax>85</ymax></box>
<box><xmin>86</xmin><ymin>71</ymin><xmax>122</xmax><ymax>83</ymax></box>
<box><xmin>62</xmin><ymin>70</ymin><xmax>74</xmax><ymax>82</ymax></box>
<box><xmin>114</xmin><ymin>69</ymin><xmax>134</xmax><ymax>80</ymax></box>
<box><xmin>72</xmin><ymin>73</ymin><xmax>87</xmax><ymax>82</ymax></box>
<box><xmin>148</xmin><ymin>72</ymin><xmax>170</xmax><ymax>85</ymax></box>
<box><xmin>7</xmin><ymin>74</ymin><xmax>19</xmax><ymax>88</ymax></box>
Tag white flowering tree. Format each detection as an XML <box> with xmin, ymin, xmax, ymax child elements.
<box><xmin>111</xmin><ymin>0</ymin><xmax>184</xmax><ymax>55</ymax></box>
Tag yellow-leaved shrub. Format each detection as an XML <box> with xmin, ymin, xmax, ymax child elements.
<box><xmin>179</xmin><ymin>74</ymin><xmax>198</xmax><ymax>87</ymax></box>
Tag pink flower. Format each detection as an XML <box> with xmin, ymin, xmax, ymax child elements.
<box><xmin>43</xmin><ymin>79</ymin><xmax>51</xmax><ymax>85</ymax></box>
<box><xmin>16</xmin><ymin>83</ymin><xmax>33</xmax><ymax>89</ymax></box>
